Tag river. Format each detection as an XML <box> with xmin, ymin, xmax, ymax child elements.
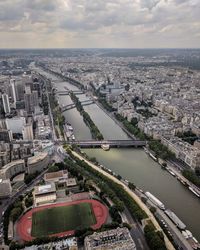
<box><xmin>36</xmin><ymin>67</ymin><xmax>200</xmax><ymax>241</ymax></box>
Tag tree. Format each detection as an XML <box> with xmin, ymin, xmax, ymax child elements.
<box><xmin>128</xmin><ymin>182</ymin><xmax>136</xmax><ymax>190</ymax></box>
<box><xmin>48</xmin><ymin>165</ymin><xmax>59</xmax><ymax>173</ymax></box>
<box><xmin>150</xmin><ymin>206</ymin><xmax>157</xmax><ymax>214</ymax></box>
<box><xmin>10</xmin><ymin>207</ymin><xmax>23</xmax><ymax>222</ymax></box>
<box><xmin>25</xmin><ymin>197</ymin><xmax>33</xmax><ymax>208</ymax></box>
<box><xmin>141</xmin><ymin>197</ymin><xmax>147</xmax><ymax>204</ymax></box>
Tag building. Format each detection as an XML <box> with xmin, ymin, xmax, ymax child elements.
<box><xmin>24</xmin><ymin>86</ymin><xmax>39</xmax><ymax>114</ymax></box>
<box><xmin>0</xmin><ymin>159</ymin><xmax>25</xmax><ymax>180</ymax></box>
<box><xmin>5</xmin><ymin>117</ymin><xmax>26</xmax><ymax>134</ymax></box>
<box><xmin>22</xmin><ymin>123</ymin><xmax>34</xmax><ymax>140</ymax></box>
<box><xmin>44</xmin><ymin>170</ymin><xmax>68</xmax><ymax>187</ymax></box>
<box><xmin>0</xmin><ymin>129</ymin><xmax>13</xmax><ymax>142</ymax></box>
<box><xmin>2</xmin><ymin>94</ymin><xmax>10</xmax><ymax>114</ymax></box>
<box><xmin>27</xmin><ymin>152</ymin><xmax>49</xmax><ymax>174</ymax></box>
<box><xmin>10</xmin><ymin>79</ymin><xmax>17</xmax><ymax>106</ymax></box>
<box><xmin>33</xmin><ymin>183</ymin><xmax>56</xmax><ymax>206</ymax></box>
<box><xmin>0</xmin><ymin>245</ymin><xmax>9</xmax><ymax>250</ymax></box>
<box><xmin>162</xmin><ymin>136</ymin><xmax>200</xmax><ymax>170</ymax></box>
<box><xmin>23</xmin><ymin>237</ymin><xmax>78</xmax><ymax>250</ymax></box>
<box><xmin>0</xmin><ymin>179</ymin><xmax>12</xmax><ymax>198</ymax></box>
<box><xmin>84</xmin><ymin>227</ymin><xmax>136</xmax><ymax>250</ymax></box>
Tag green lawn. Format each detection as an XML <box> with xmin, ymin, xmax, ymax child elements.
<box><xmin>31</xmin><ymin>203</ymin><xmax>96</xmax><ymax>237</ymax></box>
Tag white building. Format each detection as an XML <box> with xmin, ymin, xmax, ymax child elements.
<box><xmin>27</xmin><ymin>152</ymin><xmax>49</xmax><ymax>174</ymax></box>
<box><xmin>33</xmin><ymin>183</ymin><xmax>56</xmax><ymax>206</ymax></box>
<box><xmin>2</xmin><ymin>94</ymin><xmax>10</xmax><ymax>114</ymax></box>
<box><xmin>22</xmin><ymin>123</ymin><xmax>34</xmax><ymax>140</ymax></box>
<box><xmin>84</xmin><ymin>227</ymin><xmax>136</xmax><ymax>250</ymax></box>
<box><xmin>6</xmin><ymin>117</ymin><xmax>26</xmax><ymax>134</ymax></box>
<box><xmin>10</xmin><ymin>79</ymin><xmax>17</xmax><ymax>106</ymax></box>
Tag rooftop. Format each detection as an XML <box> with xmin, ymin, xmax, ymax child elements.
<box><xmin>28</xmin><ymin>152</ymin><xmax>48</xmax><ymax>165</ymax></box>
<box><xmin>34</xmin><ymin>182</ymin><xmax>56</xmax><ymax>195</ymax></box>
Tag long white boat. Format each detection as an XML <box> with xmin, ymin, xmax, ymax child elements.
<box><xmin>145</xmin><ymin>191</ymin><xmax>165</xmax><ymax>210</ymax></box>
<box><xmin>165</xmin><ymin>209</ymin><xmax>186</xmax><ymax>230</ymax></box>
<box><xmin>188</xmin><ymin>186</ymin><xmax>200</xmax><ymax>198</ymax></box>
<box><xmin>101</xmin><ymin>144</ymin><xmax>110</xmax><ymax>151</ymax></box>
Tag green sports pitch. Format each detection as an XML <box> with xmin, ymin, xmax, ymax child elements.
<box><xmin>31</xmin><ymin>203</ymin><xmax>96</xmax><ymax>237</ymax></box>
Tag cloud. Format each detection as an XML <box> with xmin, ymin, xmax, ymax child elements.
<box><xmin>0</xmin><ymin>0</ymin><xmax>199</xmax><ymax>48</ymax></box>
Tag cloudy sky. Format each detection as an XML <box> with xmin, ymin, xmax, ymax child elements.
<box><xmin>0</xmin><ymin>0</ymin><xmax>200</xmax><ymax>48</ymax></box>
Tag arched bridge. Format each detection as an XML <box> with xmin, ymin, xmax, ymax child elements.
<box><xmin>11</xmin><ymin>139</ymin><xmax>147</xmax><ymax>148</ymax></box>
<box><xmin>56</xmin><ymin>90</ymin><xmax>84</xmax><ymax>96</ymax></box>
<box><xmin>60</xmin><ymin>139</ymin><xmax>147</xmax><ymax>148</ymax></box>
<box><xmin>61</xmin><ymin>100</ymin><xmax>94</xmax><ymax>112</ymax></box>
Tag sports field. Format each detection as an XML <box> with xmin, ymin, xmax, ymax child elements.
<box><xmin>31</xmin><ymin>202</ymin><xmax>96</xmax><ymax>237</ymax></box>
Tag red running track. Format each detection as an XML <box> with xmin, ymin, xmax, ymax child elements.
<box><xmin>16</xmin><ymin>199</ymin><xmax>108</xmax><ymax>242</ymax></box>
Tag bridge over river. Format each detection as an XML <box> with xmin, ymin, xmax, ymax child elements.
<box><xmin>61</xmin><ymin>100</ymin><xmax>94</xmax><ymax>111</ymax></box>
<box><xmin>11</xmin><ymin>139</ymin><xmax>147</xmax><ymax>148</ymax></box>
<box><xmin>64</xmin><ymin>139</ymin><xmax>147</xmax><ymax>148</ymax></box>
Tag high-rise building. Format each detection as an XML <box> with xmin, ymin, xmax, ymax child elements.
<box><xmin>24</xmin><ymin>86</ymin><xmax>39</xmax><ymax>114</ymax></box>
<box><xmin>22</xmin><ymin>123</ymin><xmax>34</xmax><ymax>140</ymax></box>
<box><xmin>32</xmin><ymin>90</ymin><xmax>39</xmax><ymax>107</ymax></box>
<box><xmin>10</xmin><ymin>79</ymin><xmax>17</xmax><ymax>105</ymax></box>
<box><xmin>2</xmin><ymin>94</ymin><xmax>10</xmax><ymax>114</ymax></box>
<box><xmin>16</xmin><ymin>81</ymin><xmax>25</xmax><ymax>101</ymax></box>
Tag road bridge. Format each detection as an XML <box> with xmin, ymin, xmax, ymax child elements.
<box><xmin>10</xmin><ymin>139</ymin><xmax>147</xmax><ymax>148</ymax></box>
<box><xmin>61</xmin><ymin>100</ymin><xmax>94</xmax><ymax>112</ymax></box>
<box><xmin>56</xmin><ymin>90</ymin><xmax>84</xmax><ymax>96</ymax></box>
<box><xmin>60</xmin><ymin>139</ymin><xmax>147</xmax><ymax>148</ymax></box>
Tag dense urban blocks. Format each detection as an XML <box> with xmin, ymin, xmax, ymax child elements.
<box><xmin>17</xmin><ymin>199</ymin><xmax>108</xmax><ymax>242</ymax></box>
<box><xmin>31</xmin><ymin>203</ymin><xmax>96</xmax><ymax>237</ymax></box>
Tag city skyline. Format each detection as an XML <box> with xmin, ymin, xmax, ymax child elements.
<box><xmin>0</xmin><ymin>0</ymin><xmax>200</xmax><ymax>49</ymax></box>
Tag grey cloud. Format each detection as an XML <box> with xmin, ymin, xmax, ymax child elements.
<box><xmin>0</xmin><ymin>0</ymin><xmax>199</xmax><ymax>48</ymax></box>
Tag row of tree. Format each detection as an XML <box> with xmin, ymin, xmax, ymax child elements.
<box><xmin>144</xmin><ymin>224</ymin><xmax>166</xmax><ymax>250</ymax></box>
<box><xmin>182</xmin><ymin>169</ymin><xmax>200</xmax><ymax>188</ymax></box>
<box><xmin>114</xmin><ymin>113</ymin><xmax>147</xmax><ymax>140</ymax></box>
<box><xmin>148</xmin><ymin>141</ymin><xmax>175</xmax><ymax>160</ymax></box>
<box><xmin>98</xmin><ymin>98</ymin><xmax>116</xmax><ymax>112</ymax></box>
<box><xmin>3</xmin><ymin>196</ymin><xmax>24</xmax><ymax>245</ymax></box>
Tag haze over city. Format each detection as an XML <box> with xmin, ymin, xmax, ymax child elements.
<box><xmin>0</xmin><ymin>0</ymin><xmax>200</xmax><ymax>48</ymax></box>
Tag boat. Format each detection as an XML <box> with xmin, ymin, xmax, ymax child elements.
<box><xmin>168</xmin><ymin>169</ymin><xmax>176</xmax><ymax>177</ymax></box>
<box><xmin>149</xmin><ymin>152</ymin><xmax>157</xmax><ymax>161</ymax></box>
<box><xmin>179</xmin><ymin>179</ymin><xmax>187</xmax><ymax>186</ymax></box>
<box><xmin>145</xmin><ymin>191</ymin><xmax>165</xmax><ymax>210</ymax></box>
<box><xmin>165</xmin><ymin>209</ymin><xmax>186</xmax><ymax>230</ymax></box>
<box><xmin>101</xmin><ymin>144</ymin><xmax>110</xmax><ymax>151</ymax></box>
<box><xmin>188</xmin><ymin>187</ymin><xmax>200</xmax><ymax>198</ymax></box>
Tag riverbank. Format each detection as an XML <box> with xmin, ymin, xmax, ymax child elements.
<box><xmin>71</xmin><ymin>150</ymin><xmax>175</xmax><ymax>250</ymax></box>
<box><xmin>95</xmin><ymin>97</ymin><xmax>200</xmax><ymax>199</ymax></box>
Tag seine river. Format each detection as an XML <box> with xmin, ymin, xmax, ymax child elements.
<box><xmin>38</xmin><ymin>68</ymin><xmax>200</xmax><ymax>241</ymax></box>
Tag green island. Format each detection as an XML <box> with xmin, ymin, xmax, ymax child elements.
<box><xmin>70</xmin><ymin>92</ymin><xmax>104</xmax><ymax>140</ymax></box>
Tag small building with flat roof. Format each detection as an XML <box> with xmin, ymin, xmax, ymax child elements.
<box><xmin>44</xmin><ymin>170</ymin><xmax>68</xmax><ymax>187</ymax></box>
<box><xmin>33</xmin><ymin>183</ymin><xmax>56</xmax><ymax>207</ymax></box>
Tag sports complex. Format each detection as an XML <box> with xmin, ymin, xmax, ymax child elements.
<box><xmin>16</xmin><ymin>199</ymin><xmax>108</xmax><ymax>242</ymax></box>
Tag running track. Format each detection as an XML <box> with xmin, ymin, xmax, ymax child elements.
<box><xmin>16</xmin><ymin>199</ymin><xmax>108</xmax><ymax>242</ymax></box>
